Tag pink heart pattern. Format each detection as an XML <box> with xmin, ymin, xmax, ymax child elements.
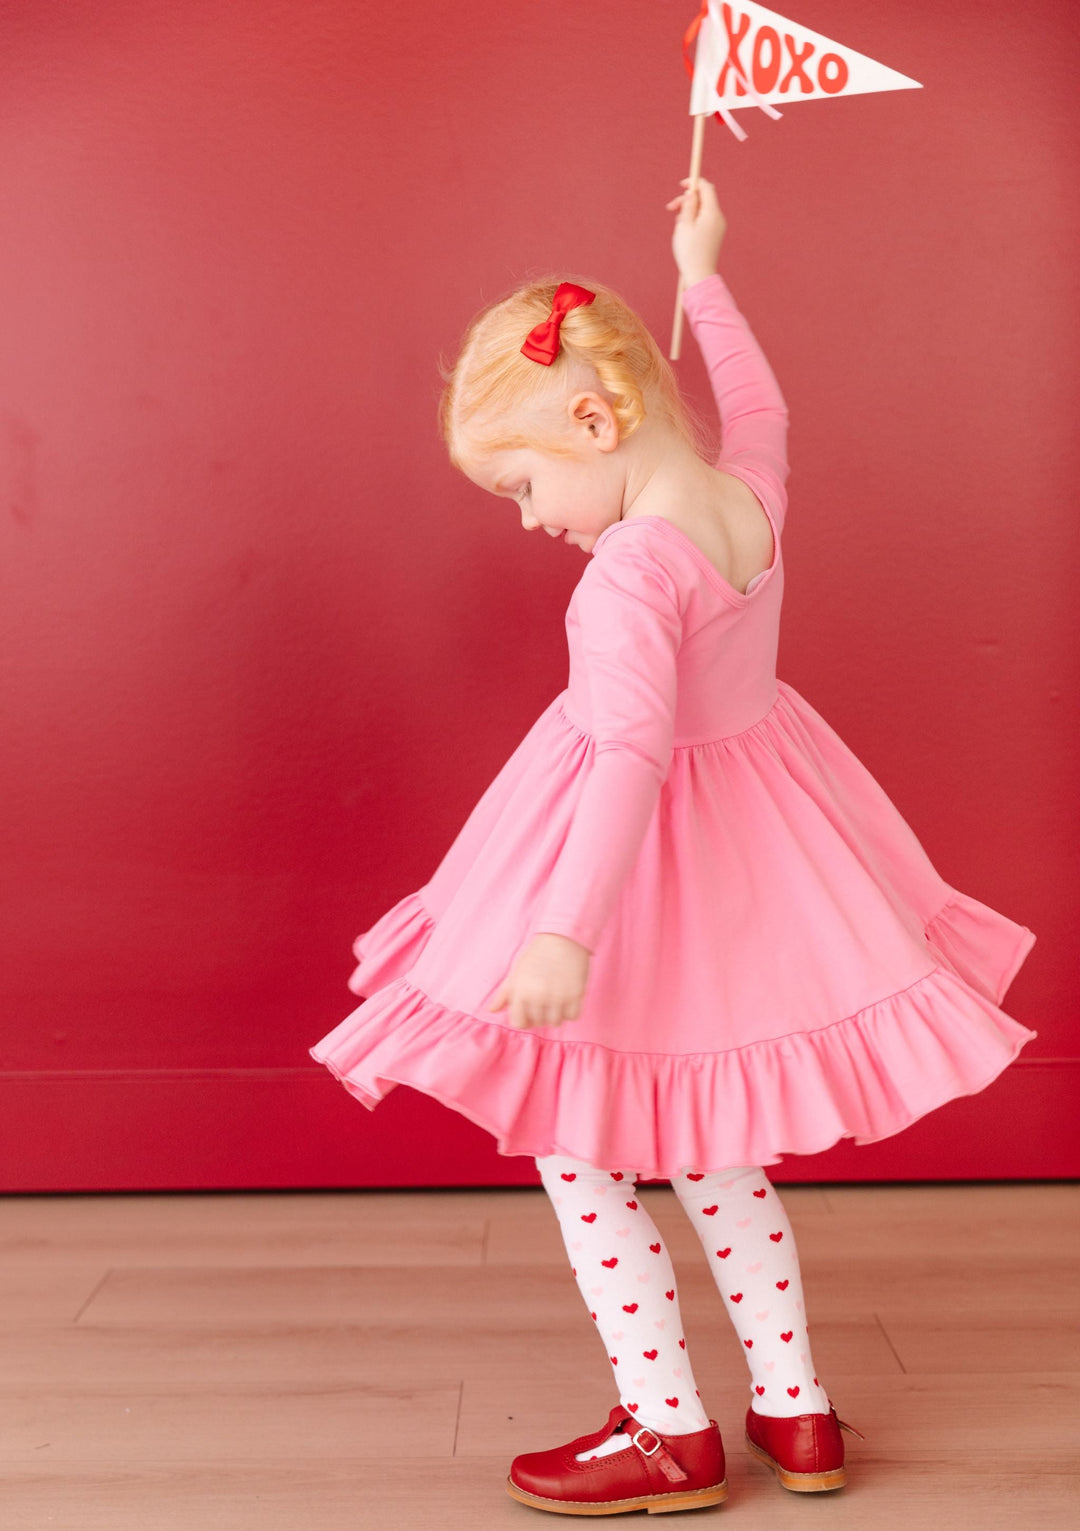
<box><xmin>538</xmin><ymin>1156</ymin><xmax>830</xmax><ymax>1428</ymax></box>
<box><xmin>666</xmin><ymin>1164</ymin><xmax>831</xmax><ymax>1417</ymax></box>
<box><xmin>536</xmin><ymin>1156</ymin><xmax>711</xmax><ymax>1438</ymax></box>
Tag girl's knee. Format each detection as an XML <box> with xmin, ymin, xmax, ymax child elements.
<box><xmin>535</xmin><ymin>1152</ymin><xmax>638</xmax><ymax>1192</ymax></box>
<box><xmin>669</xmin><ymin>1164</ymin><xmax>766</xmax><ymax>1200</ymax></box>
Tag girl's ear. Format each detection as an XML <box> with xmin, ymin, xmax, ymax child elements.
<box><xmin>568</xmin><ymin>391</ymin><xmax>618</xmax><ymax>447</ymax></box>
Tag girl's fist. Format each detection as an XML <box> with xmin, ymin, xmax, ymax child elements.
<box><xmin>486</xmin><ymin>932</ymin><xmax>591</xmax><ymax>1031</ymax></box>
<box><xmin>666</xmin><ymin>175</ymin><xmax>727</xmax><ymax>286</ymax></box>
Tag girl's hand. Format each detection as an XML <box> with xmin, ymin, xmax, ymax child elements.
<box><xmin>486</xmin><ymin>933</ymin><xmax>591</xmax><ymax>1031</ymax></box>
<box><xmin>665</xmin><ymin>175</ymin><xmax>727</xmax><ymax>287</ymax></box>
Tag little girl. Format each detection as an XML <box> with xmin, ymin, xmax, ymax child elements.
<box><xmin>309</xmin><ymin>177</ymin><xmax>1038</xmax><ymax>1515</ymax></box>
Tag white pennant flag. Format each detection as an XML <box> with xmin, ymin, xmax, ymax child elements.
<box><xmin>687</xmin><ymin>1</ymin><xmax>922</xmax><ymax>139</ymax></box>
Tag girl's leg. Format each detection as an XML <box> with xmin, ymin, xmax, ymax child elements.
<box><xmin>671</xmin><ymin>1165</ymin><xmax>831</xmax><ymax>1418</ymax></box>
<box><xmin>535</xmin><ymin>1151</ymin><xmax>713</xmax><ymax>1455</ymax></box>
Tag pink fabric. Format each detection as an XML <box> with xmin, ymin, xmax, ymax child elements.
<box><xmin>310</xmin><ymin>273</ymin><xmax>1038</xmax><ymax>1177</ymax></box>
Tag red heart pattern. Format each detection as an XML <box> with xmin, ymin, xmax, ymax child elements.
<box><xmin>539</xmin><ymin>1157</ymin><xmax>714</xmax><ymax>1437</ymax></box>
<box><xmin>540</xmin><ymin>1155</ymin><xmax>830</xmax><ymax>1432</ymax></box>
<box><xmin>670</xmin><ymin>1164</ymin><xmax>831</xmax><ymax>1417</ymax></box>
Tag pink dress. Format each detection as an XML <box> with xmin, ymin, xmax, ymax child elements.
<box><xmin>308</xmin><ymin>272</ymin><xmax>1038</xmax><ymax>1177</ymax></box>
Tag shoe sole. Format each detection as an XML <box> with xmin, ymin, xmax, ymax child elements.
<box><xmin>745</xmin><ymin>1433</ymin><xmax>846</xmax><ymax>1491</ymax></box>
<box><xmin>506</xmin><ymin>1476</ymin><xmax>729</xmax><ymax>1515</ymax></box>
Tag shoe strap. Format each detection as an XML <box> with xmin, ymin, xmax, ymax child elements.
<box><xmin>836</xmin><ymin>1416</ymin><xmax>866</xmax><ymax>1441</ymax></box>
<box><xmin>824</xmin><ymin>1397</ymin><xmax>866</xmax><ymax>1441</ymax></box>
<box><xmin>624</xmin><ymin>1421</ymin><xmax>690</xmax><ymax>1484</ymax></box>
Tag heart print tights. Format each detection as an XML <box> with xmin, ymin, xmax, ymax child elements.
<box><xmin>535</xmin><ymin>1155</ymin><xmax>831</xmax><ymax>1444</ymax></box>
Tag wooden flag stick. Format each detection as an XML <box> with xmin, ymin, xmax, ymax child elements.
<box><xmin>669</xmin><ymin>112</ymin><xmax>708</xmax><ymax>361</ymax></box>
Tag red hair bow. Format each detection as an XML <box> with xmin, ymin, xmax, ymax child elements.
<box><xmin>520</xmin><ymin>281</ymin><xmax>596</xmax><ymax>366</ymax></box>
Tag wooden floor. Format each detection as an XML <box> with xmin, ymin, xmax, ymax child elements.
<box><xmin>1</xmin><ymin>1180</ymin><xmax>1078</xmax><ymax>1529</ymax></box>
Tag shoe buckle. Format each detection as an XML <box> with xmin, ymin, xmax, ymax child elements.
<box><xmin>631</xmin><ymin>1425</ymin><xmax>662</xmax><ymax>1457</ymax></box>
<box><xmin>629</xmin><ymin>1425</ymin><xmax>691</xmax><ymax>1484</ymax></box>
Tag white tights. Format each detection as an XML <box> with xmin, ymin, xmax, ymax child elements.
<box><xmin>535</xmin><ymin>1153</ymin><xmax>831</xmax><ymax>1446</ymax></box>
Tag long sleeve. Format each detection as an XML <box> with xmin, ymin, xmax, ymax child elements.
<box><xmin>527</xmin><ymin>535</ymin><xmax>683</xmax><ymax>954</ymax></box>
<box><xmin>682</xmin><ymin>271</ymin><xmax>791</xmax><ymax>533</ymax></box>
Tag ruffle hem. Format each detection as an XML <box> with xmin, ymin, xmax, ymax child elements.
<box><xmin>310</xmin><ymin>887</ymin><xmax>1037</xmax><ymax>1177</ymax></box>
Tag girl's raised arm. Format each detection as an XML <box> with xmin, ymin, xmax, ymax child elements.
<box><xmin>682</xmin><ymin>272</ymin><xmax>791</xmax><ymax>535</ymax></box>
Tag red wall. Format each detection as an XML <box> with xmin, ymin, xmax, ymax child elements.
<box><xmin>0</xmin><ymin>0</ymin><xmax>1074</xmax><ymax>1191</ymax></box>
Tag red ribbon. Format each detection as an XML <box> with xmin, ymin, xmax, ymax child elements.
<box><xmin>520</xmin><ymin>281</ymin><xmax>596</xmax><ymax>366</ymax></box>
<box><xmin>682</xmin><ymin>0</ymin><xmax>709</xmax><ymax>84</ymax></box>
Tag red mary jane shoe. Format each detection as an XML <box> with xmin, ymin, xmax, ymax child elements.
<box><xmin>506</xmin><ymin>1402</ymin><xmax>729</xmax><ymax>1516</ymax></box>
<box><xmin>744</xmin><ymin>1400</ymin><xmax>866</xmax><ymax>1492</ymax></box>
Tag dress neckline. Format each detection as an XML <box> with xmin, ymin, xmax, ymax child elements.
<box><xmin>592</xmin><ymin>490</ymin><xmax>780</xmax><ymax>607</ymax></box>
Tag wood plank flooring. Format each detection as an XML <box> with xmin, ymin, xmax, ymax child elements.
<box><xmin>1</xmin><ymin>1181</ymin><xmax>1077</xmax><ymax>1528</ymax></box>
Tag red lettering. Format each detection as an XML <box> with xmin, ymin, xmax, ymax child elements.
<box><xmin>716</xmin><ymin>10</ymin><xmax>850</xmax><ymax>104</ymax></box>
<box><xmin>780</xmin><ymin>33</ymin><xmax>815</xmax><ymax>94</ymax></box>
<box><xmin>752</xmin><ymin>26</ymin><xmax>781</xmax><ymax>96</ymax></box>
<box><xmin>717</xmin><ymin>2</ymin><xmax>752</xmax><ymax>98</ymax></box>
<box><xmin>817</xmin><ymin>52</ymin><xmax>849</xmax><ymax>94</ymax></box>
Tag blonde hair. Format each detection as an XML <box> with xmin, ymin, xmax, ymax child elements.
<box><xmin>437</xmin><ymin>273</ymin><xmax>717</xmax><ymax>472</ymax></box>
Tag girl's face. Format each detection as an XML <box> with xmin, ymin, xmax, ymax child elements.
<box><xmin>461</xmin><ymin>392</ymin><xmax>626</xmax><ymax>554</ymax></box>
